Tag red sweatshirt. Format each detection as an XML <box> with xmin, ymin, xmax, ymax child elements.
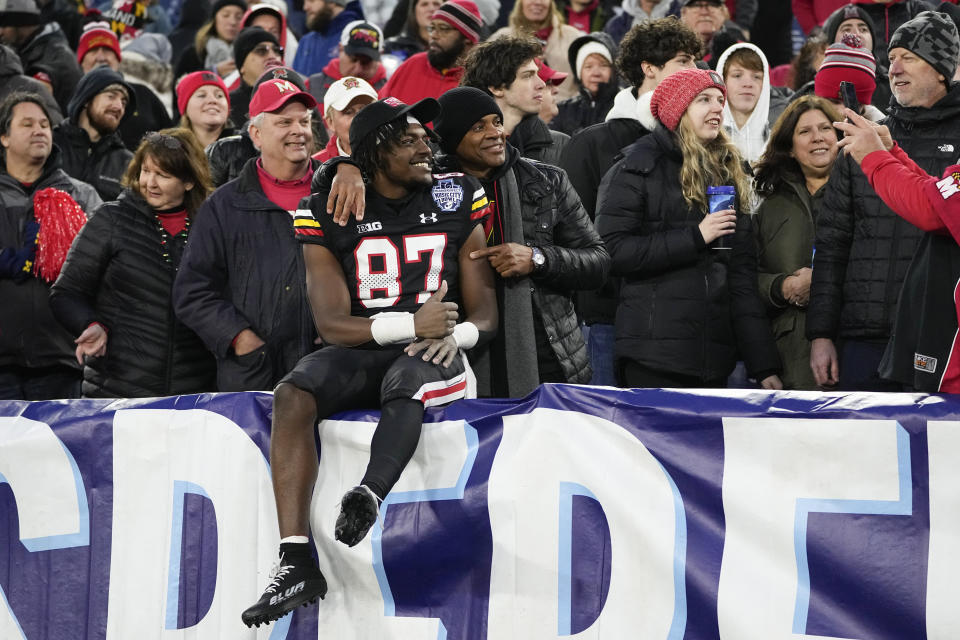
<box><xmin>379</xmin><ymin>52</ymin><xmax>463</xmax><ymax>104</ymax></box>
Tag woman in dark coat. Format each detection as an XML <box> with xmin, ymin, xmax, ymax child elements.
<box><xmin>50</xmin><ymin>128</ymin><xmax>216</xmax><ymax>398</ymax></box>
<box><xmin>596</xmin><ymin>68</ymin><xmax>782</xmax><ymax>389</ymax></box>
<box><xmin>753</xmin><ymin>96</ymin><xmax>841</xmax><ymax>389</ymax></box>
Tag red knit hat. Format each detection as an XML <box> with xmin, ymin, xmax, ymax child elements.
<box><xmin>76</xmin><ymin>22</ymin><xmax>121</xmax><ymax>65</ymax></box>
<box><xmin>431</xmin><ymin>0</ymin><xmax>483</xmax><ymax>44</ymax></box>
<box><xmin>814</xmin><ymin>33</ymin><xmax>877</xmax><ymax>106</ymax></box>
<box><xmin>650</xmin><ymin>68</ymin><xmax>726</xmax><ymax>132</ymax></box>
<box><xmin>176</xmin><ymin>71</ymin><xmax>231</xmax><ymax>116</ymax></box>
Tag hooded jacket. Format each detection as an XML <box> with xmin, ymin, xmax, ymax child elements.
<box><xmin>241</xmin><ymin>3</ymin><xmax>299</xmax><ymax>68</ymax></box>
<box><xmin>292</xmin><ymin>0</ymin><xmax>365</xmax><ymax>76</ymax></box>
<box><xmin>49</xmin><ymin>190</ymin><xmax>215</xmax><ymax>397</ymax></box>
<box><xmin>0</xmin><ymin>44</ymin><xmax>63</xmax><ymax>127</ymax></box>
<box><xmin>0</xmin><ymin>147</ymin><xmax>101</xmax><ymax>370</ymax></box>
<box><xmin>14</xmin><ymin>22</ymin><xmax>82</xmax><ymax>114</ymax></box>
<box><xmin>551</xmin><ymin>31</ymin><xmax>620</xmax><ymax>137</ymax></box>
<box><xmin>53</xmin><ymin>68</ymin><xmax>136</xmax><ymax>201</ymax></box>
<box><xmin>715</xmin><ymin>42</ymin><xmax>783</xmax><ymax>163</ymax></box>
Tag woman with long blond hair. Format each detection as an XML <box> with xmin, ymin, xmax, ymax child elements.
<box><xmin>596</xmin><ymin>68</ymin><xmax>782</xmax><ymax>389</ymax></box>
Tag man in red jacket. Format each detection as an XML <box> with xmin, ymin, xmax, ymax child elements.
<box><xmin>307</xmin><ymin>20</ymin><xmax>388</xmax><ymax>108</ymax></box>
<box><xmin>379</xmin><ymin>0</ymin><xmax>482</xmax><ymax>103</ymax></box>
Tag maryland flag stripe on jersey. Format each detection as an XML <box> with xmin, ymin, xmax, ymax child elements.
<box><xmin>293</xmin><ymin>210</ymin><xmax>323</xmax><ymax>237</ymax></box>
<box><xmin>470</xmin><ymin>187</ymin><xmax>492</xmax><ymax>220</ymax></box>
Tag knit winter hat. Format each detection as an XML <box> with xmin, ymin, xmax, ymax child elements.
<box><xmin>122</xmin><ymin>33</ymin><xmax>172</xmax><ymax>64</ymax></box>
<box><xmin>212</xmin><ymin>0</ymin><xmax>247</xmax><ymax>16</ymax></box>
<box><xmin>822</xmin><ymin>4</ymin><xmax>877</xmax><ymax>48</ymax></box>
<box><xmin>435</xmin><ymin>86</ymin><xmax>503</xmax><ymax>154</ymax></box>
<box><xmin>77</xmin><ymin>22</ymin><xmax>121</xmax><ymax>65</ymax></box>
<box><xmin>431</xmin><ymin>0</ymin><xmax>483</xmax><ymax>44</ymax></box>
<box><xmin>650</xmin><ymin>68</ymin><xmax>726</xmax><ymax>132</ymax></box>
<box><xmin>815</xmin><ymin>33</ymin><xmax>877</xmax><ymax>106</ymax></box>
<box><xmin>888</xmin><ymin>10</ymin><xmax>960</xmax><ymax>83</ymax></box>
<box><xmin>233</xmin><ymin>27</ymin><xmax>281</xmax><ymax>71</ymax></box>
<box><xmin>176</xmin><ymin>70</ymin><xmax>230</xmax><ymax>116</ymax></box>
<box><xmin>0</xmin><ymin>0</ymin><xmax>39</xmax><ymax>27</ymax></box>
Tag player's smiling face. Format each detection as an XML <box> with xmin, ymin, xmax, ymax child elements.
<box><xmin>381</xmin><ymin>122</ymin><xmax>433</xmax><ymax>189</ymax></box>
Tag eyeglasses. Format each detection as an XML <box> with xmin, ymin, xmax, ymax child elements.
<box><xmin>146</xmin><ymin>132</ymin><xmax>183</xmax><ymax>150</ymax></box>
<box><xmin>251</xmin><ymin>44</ymin><xmax>284</xmax><ymax>57</ymax></box>
<box><xmin>426</xmin><ymin>23</ymin><xmax>455</xmax><ymax>34</ymax></box>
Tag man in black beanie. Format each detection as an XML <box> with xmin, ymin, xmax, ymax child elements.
<box><xmin>229</xmin><ymin>27</ymin><xmax>284</xmax><ymax>126</ymax></box>
<box><xmin>434</xmin><ymin>86</ymin><xmax>609</xmax><ymax>397</ymax></box>
<box><xmin>52</xmin><ymin>66</ymin><xmax>136</xmax><ymax>201</ymax></box>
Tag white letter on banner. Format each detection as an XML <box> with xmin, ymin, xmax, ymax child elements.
<box><xmin>487</xmin><ymin>408</ymin><xmax>687</xmax><ymax>639</ymax></box>
<box><xmin>311</xmin><ymin>417</ymin><xmax>476</xmax><ymax>640</ymax></box>
<box><xmin>926</xmin><ymin>420</ymin><xmax>960</xmax><ymax>639</ymax></box>
<box><xmin>718</xmin><ymin>418</ymin><xmax>911</xmax><ymax>640</ymax></box>
<box><xmin>0</xmin><ymin>416</ymin><xmax>90</xmax><ymax>640</ymax></box>
<box><xmin>106</xmin><ymin>409</ymin><xmax>281</xmax><ymax>640</ymax></box>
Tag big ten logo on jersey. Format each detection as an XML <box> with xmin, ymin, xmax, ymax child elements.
<box><xmin>355</xmin><ymin>233</ymin><xmax>448</xmax><ymax>308</ymax></box>
<box><xmin>358</xmin><ymin>221</ymin><xmax>383</xmax><ymax>233</ymax></box>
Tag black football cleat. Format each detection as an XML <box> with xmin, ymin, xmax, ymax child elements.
<box><xmin>335</xmin><ymin>485</ymin><xmax>381</xmax><ymax>547</ymax></box>
<box><xmin>241</xmin><ymin>552</ymin><xmax>327</xmax><ymax>628</ymax></box>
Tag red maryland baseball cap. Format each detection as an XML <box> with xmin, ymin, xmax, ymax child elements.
<box><xmin>249</xmin><ymin>77</ymin><xmax>318</xmax><ymax>118</ymax></box>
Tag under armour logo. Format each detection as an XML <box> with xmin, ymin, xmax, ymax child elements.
<box><xmin>419</xmin><ymin>213</ymin><xmax>438</xmax><ymax>224</ymax></box>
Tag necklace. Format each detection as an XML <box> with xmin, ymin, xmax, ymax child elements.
<box><xmin>155</xmin><ymin>212</ymin><xmax>191</xmax><ymax>268</ymax></box>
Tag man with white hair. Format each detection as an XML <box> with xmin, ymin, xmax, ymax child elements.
<box><xmin>174</xmin><ymin>78</ymin><xmax>322</xmax><ymax>391</ymax></box>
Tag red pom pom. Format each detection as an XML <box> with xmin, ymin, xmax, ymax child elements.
<box><xmin>31</xmin><ymin>188</ymin><xmax>88</xmax><ymax>283</ymax></box>
<box><xmin>840</xmin><ymin>33</ymin><xmax>864</xmax><ymax>49</ymax></box>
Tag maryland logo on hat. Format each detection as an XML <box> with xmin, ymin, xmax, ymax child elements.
<box><xmin>249</xmin><ymin>78</ymin><xmax>317</xmax><ymax>117</ymax></box>
<box><xmin>344</xmin><ymin>77</ymin><xmax>360</xmax><ymax>89</ymax></box>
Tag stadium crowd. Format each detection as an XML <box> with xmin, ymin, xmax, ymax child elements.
<box><xmin>2</xmin><ymin>0</ymin><xmax>960</xmax><ymax>404</ymax></box>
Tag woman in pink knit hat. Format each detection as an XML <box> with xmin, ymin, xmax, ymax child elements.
<box><xmin>595</xmin><ymin>67</ymin><xmax>783</xmax><ymax>390</ymax></box>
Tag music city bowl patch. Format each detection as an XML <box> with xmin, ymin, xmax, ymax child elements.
<box><xmin>432</xmin><ymin>178</ymin><xmax>463</xmax><ymax>212</ymax></box>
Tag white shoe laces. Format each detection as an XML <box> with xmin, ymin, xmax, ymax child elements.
<box><xmin>264</xmin><ymin>554</ymin><xmax>293</xmax><ymax>594</ymax></box>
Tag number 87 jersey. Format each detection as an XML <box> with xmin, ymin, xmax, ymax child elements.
<box><xmin>294</xmin><ymin>172</ymin><xmax>492</xmax><ymax>317</ymax></box>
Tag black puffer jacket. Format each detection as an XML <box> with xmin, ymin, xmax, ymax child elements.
<box><xmin>49</xmin><ymin>190</ymin><xmax>215</xmax><ymax>397</ymax></box>
<box><xmin>510</xmin><ymin>114</ymin><xmax>569</xmax><ymax>166</ymax></box>
<box><xmin>0</xmin><ymin>149</ymin><xmax>101</xmax><ymax>370</ymax></box>
<box><xmin>205</xmin><ymin>130</ymin><xmax>257</xmax><ymax>187</ymax></box>
<box><xmin>173</xmin><ymin>158</ymin><xmax>319</xmax><ymax>389</ymax></box>
<box><xmin>596</xmin><ymin>125</ymin><xmax>781</xmax><ymax>381</ymax></box>
<box><xmin>806</xmin><ymin>82</ymin><xmax>960</xmax><ymax>342</ymax></box>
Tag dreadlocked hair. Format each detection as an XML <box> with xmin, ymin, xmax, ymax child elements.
<box><xmin>352</xmin><ymin>115</ymin><xmax>435</xmax><ymax>180</ymax></box>
<box><xmin>675</xmin><ymin>115</ymin><xmax>756</xmax><ymax>215</ymax></box>
<box><xmin>353</xmin><ymin>117</ymin><xmax>406</xmax><ymax>179</ymax></box>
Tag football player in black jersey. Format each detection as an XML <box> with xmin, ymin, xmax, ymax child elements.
<box><xmin>241</xmin><ymin>97</ymin><xmax>497</xmax><ymax>628</ymax></box>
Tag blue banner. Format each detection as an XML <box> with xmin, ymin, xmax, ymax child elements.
<box><xmin>1</xmin><ymin>386</ymin><xmax>958</xmax><ymax>639</ymax></box>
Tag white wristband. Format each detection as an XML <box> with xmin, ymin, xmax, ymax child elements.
<box><xmin>452</xmin><ymin>322</ymin><xmax>479</xmax><ymax>349</ymax></box>
<box><xmin>370</xmin><ymin>313</ymin><xmax>417</xmax><ymax>346</ymax></box>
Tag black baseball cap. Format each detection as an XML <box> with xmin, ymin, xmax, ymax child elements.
<box><xmin>342</xmin><ymin>21</ymin><xmax>382</xmax><ymax>61</ymax></box>
<box><xmin>349</xmin><ymin>97</ymin><xmax>441</xmax><ymax>148</ymax></box>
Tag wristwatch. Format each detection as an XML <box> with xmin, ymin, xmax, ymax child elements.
<box><xmin>531</xmin><ymin>246</ymin><xmax>546</xmax><ymax>272</ymax></box>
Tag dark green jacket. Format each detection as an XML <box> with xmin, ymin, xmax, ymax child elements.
<box><xmin>755</xmin><ymin>175</ymin><xmax>822</xmax><ymax>390</ymax></box>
